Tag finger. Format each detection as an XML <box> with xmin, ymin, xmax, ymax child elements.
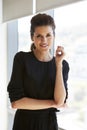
<box><xmin>56</xmin><ymin>46</ymin><xmax>64</xmax><ymax>56</ymax></box>
<box><xmin>57</xmin><ymin>46</ymin><xmax>64</xmax><ymax>50</ymax></box>
<box><xmin>56</xmin><ymin>46</ymin><xmax>64</xmax><ymax>52</ymax></box>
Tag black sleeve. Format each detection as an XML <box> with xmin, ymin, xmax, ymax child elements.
<box><xmin>7</xmin><ymin>52</ymin><xmax>25</xmax><ymax>102</ymax></box>
<box><xmin>62</xmin><ymin>60</ymin><xmax>70</xmax><ymax>103</ymax></box>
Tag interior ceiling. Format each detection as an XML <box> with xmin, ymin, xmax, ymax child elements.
<box><xmin>3</xmin><ymin>0</ymin><xmax>83</xmax><ymax>22</ymax></box>
<box><xmin>36</xmin><ymin>0</ymin><xmax>83</xmax><ymax>12</ymax></box>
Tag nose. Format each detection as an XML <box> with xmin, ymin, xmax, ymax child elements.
<box><xmin>41</xmin><ymin>36</ymin><xmax>47</xmax><ymax>42</ymax></box>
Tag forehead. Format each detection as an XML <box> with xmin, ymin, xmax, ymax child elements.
<box><xmin>34</xmin><ymin>26</ymin><xmax>53</xmax><ymax>34</ymax></box>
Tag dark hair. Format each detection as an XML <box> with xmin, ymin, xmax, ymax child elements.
<box><xmin>30</xmin><ymin>13</ymin><xmax>56</xmax><ymax>51</ymax></box>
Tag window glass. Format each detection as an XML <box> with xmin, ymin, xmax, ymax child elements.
<box><xmin>18</xmin><ymin>15</ymin><xmax>33</xmax><ymax>52</ymax></box>
<box><xmin>54</xmin><ymin>1</ymin><xmax>87</xmax><ymax>130</ymax></box>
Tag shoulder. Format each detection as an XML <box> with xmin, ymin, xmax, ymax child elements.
<box><xmin>13</xmin><ymin>51</ymin><xmax>32</xmax><ymax>66</ymax></box>
<box><xmin>62</xmin><ymin>60</ymin><xmax>70</xmax><ymax>72</ymax></box>
<box><xmin>14</xmin><ymin>51</ymin><xmax>32</xmax><ymax>60</ymax></box>
<box><xmin>62</xmin><ymin>59</ymin><xmax>69</xmax><ymax>67</ymax></box>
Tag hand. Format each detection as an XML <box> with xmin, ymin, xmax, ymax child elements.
<box><xmin>55</xmin><ymin>46</ymin><xmax>65</xmax><ymax>66</ymax></box>
<box><xmin>61</xmin><ymin>103</ymin><xmax>68</xmax><ymax>108</ymax></box>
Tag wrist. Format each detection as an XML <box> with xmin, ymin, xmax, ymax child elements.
<box><xmin>51</xmin><ymin>100</ymin><xmax>58</xmax><ymax>108</ymax></box>
<box><xmin>56</xmin><ymin>63</ymin><xmax>62</xmax><ymax>70</ymax></box>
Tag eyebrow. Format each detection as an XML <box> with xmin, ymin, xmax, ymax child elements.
<box><xmin>34</xmin><ymin>32</ymin><xmax>53</xmax><ymax>35</ymax></box>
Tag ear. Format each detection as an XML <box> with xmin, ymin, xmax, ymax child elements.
<box><xmin>31</xmin><ymin>37</ymin><xmax>34</xmax><ymax>41</ymax></box>
<box><xmin>31</xmin><ymin>34</ymin><xmax>34</xmax><ymax>41</ymax></box>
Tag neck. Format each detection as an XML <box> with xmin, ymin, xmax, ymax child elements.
<box><xmin>33</xmin><ymin>49</ymin><xmax>53</xmax><ymax>62</ymax></box>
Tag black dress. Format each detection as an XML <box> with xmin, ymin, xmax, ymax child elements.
<box><xmin>7</xmin><ymin>51</ymin><xmax>69</xmax><ymax>130</ymax></box>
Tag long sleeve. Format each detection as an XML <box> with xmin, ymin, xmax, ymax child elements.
<box><xmin>62</xmin><ymin>60</ymin><xmax>70</xmax><ymax>103</ymax></box>
<box><xmin>7</xmin><ymin>52</ymin><xmax>25</xmax><ymax>102</ymax></box>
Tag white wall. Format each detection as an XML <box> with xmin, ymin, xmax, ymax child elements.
<box><xmin>7</xmin><ymin>20</ymin><xmax>18</xmax><ymax>130</ymax></box>
<box><xmin>0</xmin><ymin>23</ymin><xmax>8</xmax><ymax>130</ymax></box>
<box><xmin>0</xmin><ymin>1</ymin><xmax>8</xmax><ymax>130</ymax></box>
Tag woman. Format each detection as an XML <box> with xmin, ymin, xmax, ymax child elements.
<box><xmin>7</xmin><ymin>13</ymin><xmax>69</xmax><ymax>130</ymax></box>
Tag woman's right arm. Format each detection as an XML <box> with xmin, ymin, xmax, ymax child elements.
<box><xmin>11</xmin><ymin>97</ymin><xmax>56</xmax><ymax>110</ymax></box>
<box><xmin>7</xmin><ymin>52</ymin><xmax>56</xmax><ymax>110</ymax></box>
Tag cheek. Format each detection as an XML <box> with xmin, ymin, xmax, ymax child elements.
<box><xmin>49</xmin><ymin>39</ymin><xmax>54</xmax><ymax>44</ymax></box>
<box><xmin>33</xmin><ymin>40</ymin><xmax>40</xmax><ymax>47</ymax></box>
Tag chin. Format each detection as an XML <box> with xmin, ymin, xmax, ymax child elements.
<box><xmin>40</xmin><ymin>48</ymin><xmax>49</xmax><ymax>52</ymax></box>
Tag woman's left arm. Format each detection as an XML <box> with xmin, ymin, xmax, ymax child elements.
<box><xmin>54</xmin><ymin>46</ymin><xmax>68</xmax><ymax>108</ymax></box>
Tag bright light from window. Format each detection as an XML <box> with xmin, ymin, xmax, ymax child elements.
<box><xmin>54</xmin><ymin>1</ymin><xmax>87</xmax><ymax>28</ymax></box>
<box><xmin>54</xmin><ymin>1</ymin><xmax>87</xmax><ymax>130</ymax></box>
<box><xmin>18</xmin><ymin>15</ymin><xmax>33</xmax><ymax>52</ymax></box>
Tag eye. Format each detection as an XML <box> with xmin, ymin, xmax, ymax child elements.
<box><xmin>36</xmin><ymin>34</ymin><xmax>42</xmax><ymax>38</ymax></box>
<box><xmin>46</xmin><ymin>34</ymin><xmax>52</xmax><ymax>38</ymax></box>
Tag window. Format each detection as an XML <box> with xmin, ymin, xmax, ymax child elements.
<box><xmin>18</xmin><ymin>15</ymin><xmax>33</xmax><ymax>52</ymax></box>
<box><xmin>54</xmin><ymin>1</ymin><xmax>87</xmax><ymax>130</ymax></box>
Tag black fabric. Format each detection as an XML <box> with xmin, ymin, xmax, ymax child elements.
<box><xmin>7</xmin><ymin>51</ymin><xmax>69</xmax><ymax>130</ymax></box>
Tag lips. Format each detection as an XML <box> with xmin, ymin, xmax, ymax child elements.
<box><xmin>40</xmin><ymin>43</ymin><xmax>48</xmax><ymax>47</ymax></box>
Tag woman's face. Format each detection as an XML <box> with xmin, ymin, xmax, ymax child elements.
<box><xmin>32</xmin><ymin>26</ymin><xmax>55</xmax><ymax>52</ymax></box>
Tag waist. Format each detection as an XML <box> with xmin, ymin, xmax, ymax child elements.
<box><xmin>16</xmin><ymin>108</ymin><xmax>59</xmax><ymax>115</ymax></box>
